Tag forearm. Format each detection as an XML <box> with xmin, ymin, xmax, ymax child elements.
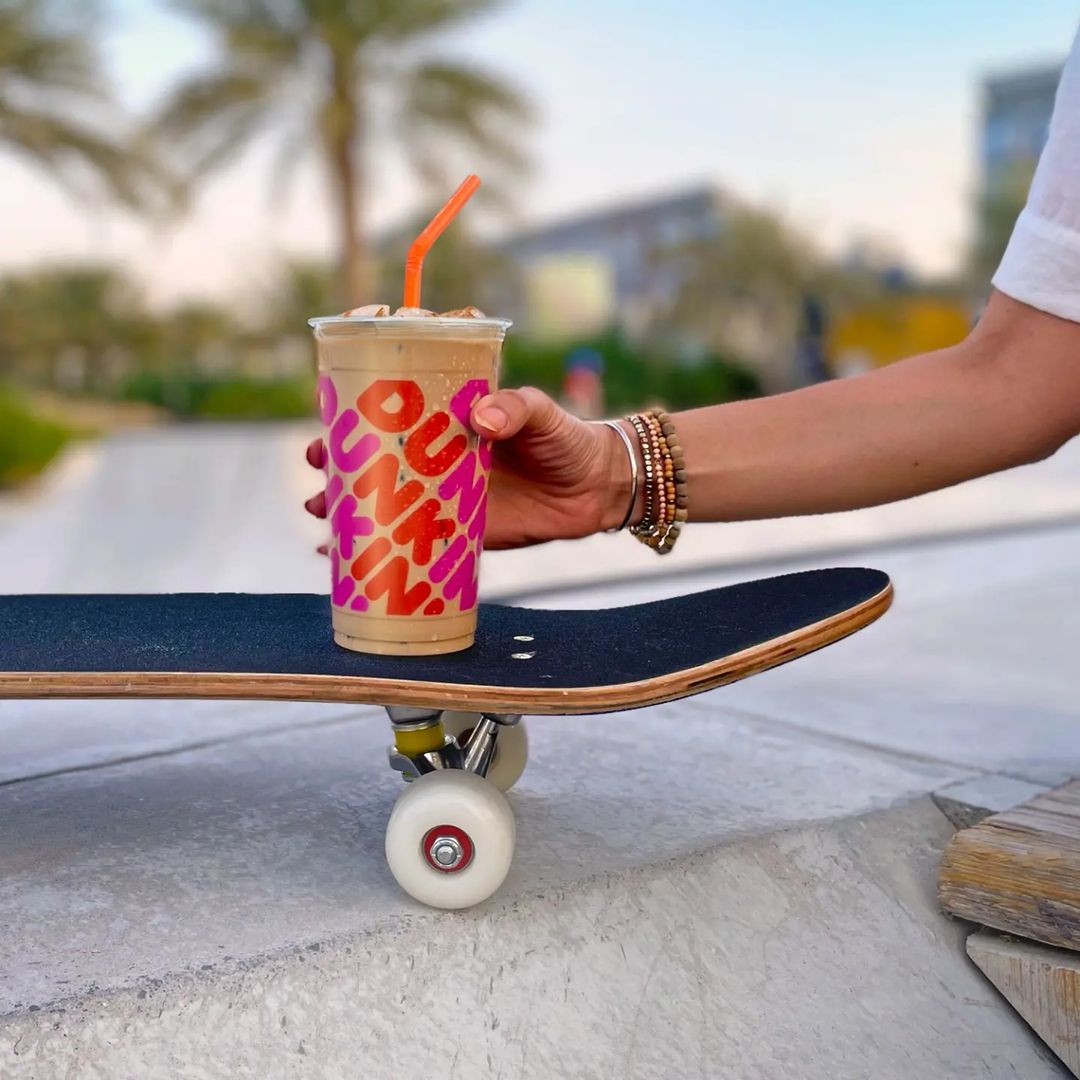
<box><xmin>666</xmin><ymin>292</ymin><xmax>1080</xmax><ymax>523</ymax></box>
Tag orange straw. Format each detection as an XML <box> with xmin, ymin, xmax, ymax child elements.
<box><xmin>403</xmin><ymin>174</ymin><xmax>482</xmax><ymax>309</ymax></box>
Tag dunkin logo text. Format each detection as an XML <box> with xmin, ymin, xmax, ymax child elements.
<box><xmin>318</xmin><ymin>373</ymin><xmax>491</xmax><ymax>617</ymax></box>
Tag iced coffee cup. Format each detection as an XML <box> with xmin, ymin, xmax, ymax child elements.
<box><xmin>311</xmin><ymin>311</ymin><xmax>510</xmax><ymax>655</ymax></box>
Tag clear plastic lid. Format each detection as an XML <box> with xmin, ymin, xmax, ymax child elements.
<box><xmin>309</xmin><ymin>315</ymin><xmax>512</xmax><ymax>338</ymax></box>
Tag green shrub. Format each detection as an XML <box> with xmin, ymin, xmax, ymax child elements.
<box><xmin>0</xmin><ymin>386</ymin><xmax>76</xmax><ymax>488</ymax></box>
<box><xmin>191</xmin><ymin>378</ymin><xmax>315</xmax><ymax>420</ymax></box>
<box><xmin>119</xmin><ymin>373</ymin><xmax>316</xmax><ymax>421</ymax></box>
<box><xmin>502</xmin><ymin>331</ymin><xmax>760</xmax><ymax>412</ymax></box>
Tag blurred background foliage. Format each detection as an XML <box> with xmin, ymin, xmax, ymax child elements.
<box><xmin>0</xmin><ymin>384</ymin><xmax>78</xmax><ymax>488</ymax></box>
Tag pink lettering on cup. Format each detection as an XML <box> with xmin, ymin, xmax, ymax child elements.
<box><xmin>330</xmin><ymin>494</ymin><xmax>375</xmax><ymax>559</ymax></box>
<box><xmin>429</xmin><ymin>534</ymin><xmax>468</xmax><ymax>584</ymax></box>
<box><xmin>438</xmin><ymin>450</ymin><xmax>487</xmax><ymax>526</ymax></box>
<box><xmin>325</xmin><ymin>474</ymin><xmax>344</xmax><ymax>513</ymax></box>
<box><xmin>449</xmin><ymin>378</ymin><xmax>491</xmax><ymax>428</ymax></box>
<box><xmin>323</xmin><ymin>370</ymin><xmax>496</xmax><ymax>626</ymax></box>
<box><xmin>442</xmin><ymin>551</ymin><xmax>479</xmax><ymax>611</ymax></box>
<box><xmin>316</xmin><ymin>375</ymin><xmax>338</xmax><ymax>425</ymax></box>
<box><xmin>468</xmin><ymin>494</ymin><xmax>487</xmax><ymax>542</ymax></box>
<box><xmin>330</xmin><ymin>408</ymin><xmax>380</xmax><ymax>473</ymax></box>
<box><xmin>330</xmin><ymin>549</ymin><xmax>356</xmax><ymax>607</ymax></box>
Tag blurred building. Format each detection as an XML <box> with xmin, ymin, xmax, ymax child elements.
<box><xmin>981</xmin><ymin>63</ymin><xmax>1062</xmax><ymax>192</ymax></box>
<box><xmin>973</xmin><ymin>60</ymin><xmax>1063</xmax><ymax>290</ymax></box>
<box><xmin>500</xmin><ymin>186</ymin><xmax>728</xmax><ymax>341</ymax></box>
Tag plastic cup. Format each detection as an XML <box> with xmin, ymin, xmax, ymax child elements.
<box><xmin>310</xmin><ymin>315</ymin><xmax>510</xmax><ymax>655</ymax></box>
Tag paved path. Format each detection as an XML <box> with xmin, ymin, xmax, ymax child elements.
<box><xmin>1</xmin><ymin>425</ymin><xmax>1078</xmax><ymax>1077</ymax></box>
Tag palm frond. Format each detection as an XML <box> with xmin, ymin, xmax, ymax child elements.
<box><xmin>356</xmin><ymin>0</ymin><xmax>507</xmax><ymax>43</ymax></box>
<box><xmin>267</xmin><ymin>114</ymin><xmax>316</xmax><ymax>203</ymax></box>
<box><xmin>150</xmin><ymin>67</ymin><xmax>283</xmax><ymax>197</ymax></box>
<box><xmin>153</xmin><ymin>2</ymin><xmax>304</xmax><ymax>190</ymax></box>
<box><xmin>170</xmin><ymin>0</ymin><xmax>303</xmax><ymax>60</ymax></box>
<box><xmin>0</xmin><ymin>0</ymin><xmax>107</xmax><ymax>98</ymax></box>
<box><xmin>0</xmin><ymin>99</ymin><xmax>165</xmax><ymax>210</ymax></box>
<box><xmin>154</xmin><ymin>68</ymin><xmax>274</xmax><ymax>140</ymax></box>
<box><xmin>400</xmin><ymin>59</ymin><xmax>532</xmax><ymax>187</ymax></box>
<box><xmin>0</xmin><ymin>0</ymin><xmax>171</xmax><ymax>209</ymax></box>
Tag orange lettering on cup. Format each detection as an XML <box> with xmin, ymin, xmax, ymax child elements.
<box><xmin>354</xmin><ymin>454</ymin><xmax>424</xmax><ymax>526</ymax></box>
<box><xmin>404</xmin><ymin>411</ymin><xmax>467</xmax><ymax>477</ymax></box>
<box><xmin>350</xmin><ymin>536</ymin><xmax>393</xmax><ymax>582</ymax></box>
<box><xmin>365</xmin><ymin>556</ymin><xmax>432</xmax><ymax>615</ymax></box>
<box><xmin>357</xmin><ymin>379</ymin><xmax>424</xmax><ymax>433</ymax></box>
<box><xmin>392</xmin><ymin>498</ymin><xmax>457</xmax><ymax>566</ymax></box>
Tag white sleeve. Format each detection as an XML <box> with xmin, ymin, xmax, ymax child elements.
<box><xmin>993</xmin><ymin>24</ymin><xmax>1080</xmax><ymax>322</ymax></box>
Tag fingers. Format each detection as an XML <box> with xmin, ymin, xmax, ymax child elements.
<box><xmin>306</xmin><ymin>439</ymin><xmax>329</xmax><ymax>549</ymax></box>
<box><xmin>471</xmin><ymin>387</ymin><xmax>561</xmax><ymax>441</ymax></box>
<box><xmin>306</xmin><ymin>437</ymin><xmax>326</xmax><ymax>469</ymax></box>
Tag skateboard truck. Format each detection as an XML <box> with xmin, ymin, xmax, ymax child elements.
<box><xmin>385</xmin><ymin>706</ymin><xmax>521</xmax><ymax>781</ymax></box>
<box><xmin>382</xmin><ymin>706</ymin><xmax>528</xmax><ymax>907</ymax></box>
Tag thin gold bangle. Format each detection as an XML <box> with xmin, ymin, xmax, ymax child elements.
<box><xmin>600</xmin><ymin>420</ymin><xmax>639</xmax><ymax>532</ymax></box>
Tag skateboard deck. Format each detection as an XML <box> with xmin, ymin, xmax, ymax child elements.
<box><xmin>0</xmin><ymin>567</ymin><xmax>891</xmax><ymax>715</ymax></box>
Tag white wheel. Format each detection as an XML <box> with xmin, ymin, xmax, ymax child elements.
<box><xmin>385</xmin><ymin>769</ymin><xmax>515</xmax><ymax>909</ymax></box>
<box><xmin>441</xmin><ymin>712</ymin><xmax>529</xmax><ymax>792</ymax></box>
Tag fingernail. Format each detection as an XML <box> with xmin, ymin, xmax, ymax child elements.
<box><xmin>474</xmin><ymin>406</ymin><xmax>508</xmax><ymax>434</ymax></box>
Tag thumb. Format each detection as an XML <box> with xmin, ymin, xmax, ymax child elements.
<box><xmin>471</xmin><ymin>387</ymin><xmax>561</xmax><ymax>441</ymax></box>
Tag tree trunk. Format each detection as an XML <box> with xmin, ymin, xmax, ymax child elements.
<box><xmin>335</xmin><ymin>144</ymin><xmax>371</xmax><ymax>307</ymax></box>
<box><xmin>324</xmin><ymin>56</ymin><xmax>372</xmax><ymax>308</ymax></box>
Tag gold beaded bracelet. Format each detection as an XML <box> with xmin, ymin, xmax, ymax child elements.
<box><xmin>627</xmin><ymin>408</ymin><xmax>688</xmax><ymax>554</ymax></box>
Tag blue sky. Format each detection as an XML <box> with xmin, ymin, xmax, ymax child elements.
<box><xmin>1</xmin><ymin>0</ymin><xmax>1077</xmax><ymax>305</ymax></box>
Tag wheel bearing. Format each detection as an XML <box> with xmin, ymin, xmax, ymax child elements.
<box><xmin>422</xmin><ymin>824</ymin><xmax>474</xmax><ymax>873</ymax></box>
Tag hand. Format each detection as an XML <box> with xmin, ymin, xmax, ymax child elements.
<box><xmin>303</xmin><ymin>387</ymin><xmax>632</xmax><ymax>549</ymax></box>
<box><xmin>468</xmin><ymin>387</ymin><xmax>630</xmax><ymax>548</ymax></box>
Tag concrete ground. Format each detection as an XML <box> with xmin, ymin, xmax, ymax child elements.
<box><xmin>2</xmin><ymin>426</ymin><xmax>1079</xmax><ymax>1078</ymax></box>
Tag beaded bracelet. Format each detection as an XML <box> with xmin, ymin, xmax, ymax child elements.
<box><xmin>627</xmin><ymin>408</ymin><xmax>688</xmax><ymax>554</ymax></box>
<box><xmin>627</xmin><ymin>414</ymin><xmax>657</xmax><ymax>535</ymax></box>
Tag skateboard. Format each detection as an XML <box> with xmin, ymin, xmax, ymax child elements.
<box><xmin>0</xmin><ymin>566</ymin><xmax>891</xmax><ymax>909</ymax></box>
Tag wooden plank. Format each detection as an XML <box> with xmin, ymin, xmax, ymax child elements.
<box><xmin>939</xmin><ymin>780</ymin><xmax>1080</xmax><ymax>951</ymax></box>
<box><xmin>968</xmin><ymin>932</ymin><xmax>1080</xmax><ymax>1077</ymax></box>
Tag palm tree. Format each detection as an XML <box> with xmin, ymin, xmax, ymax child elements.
<box><xmin>0</xmin><ymin>0</ymin><xmax>162</xmax><ymax>208</ymax></box>
<box><xmin>0</xmin><ymin>264</ymin><xmax>148</xmax><ymax>390</ymax></box>
<box><xmin>156</xmin><ymin>0</ymin><xmax>532</xmax><ymax>306</ymax></box>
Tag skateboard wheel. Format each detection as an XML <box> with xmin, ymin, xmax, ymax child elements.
<box><xmin>385</xmin><ymin>770</ymin><xmax>515</xmax><ymax>910</ymax></box>
<box><xmin>441</xmin><ymin>712</ymin><xmax>529</xmax><ymax>792</ymax></box>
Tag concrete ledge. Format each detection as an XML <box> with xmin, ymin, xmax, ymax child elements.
<box><xmin>2</xmin><ymin>797</ymin><xmax>1062</xmax><ymax>1079</ymax></box>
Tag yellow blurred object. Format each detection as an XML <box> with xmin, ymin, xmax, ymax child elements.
<box><xmin>524</xmin><ymin>255</ymin><xmax>614</xmax><ymax>342</ymax></box>
<box><xmin>828</xmin><ymin>297</ymin><xmax>970</xmax><ymax>376</ymax></box>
